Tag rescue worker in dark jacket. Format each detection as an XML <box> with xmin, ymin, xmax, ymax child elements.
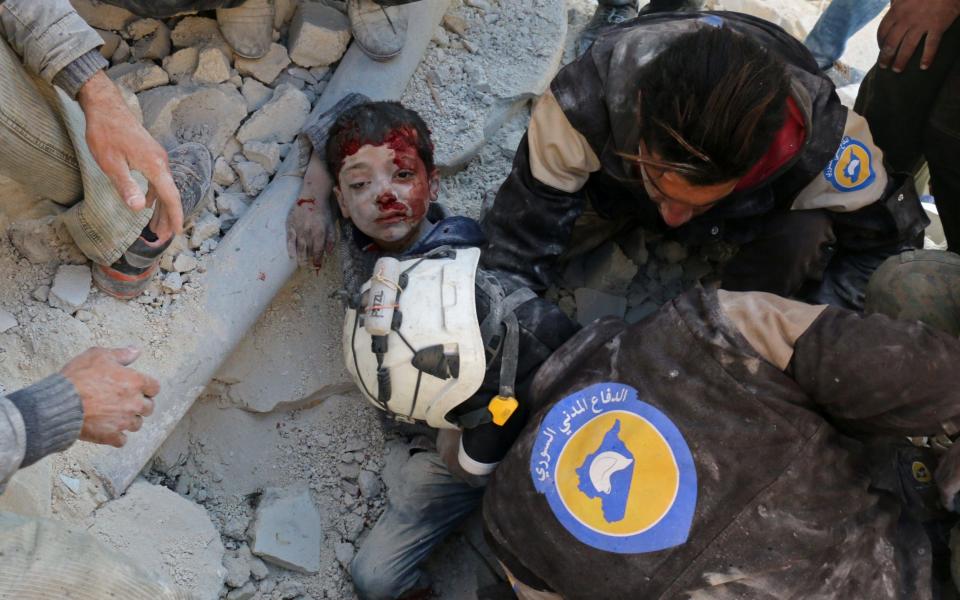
<box><xmin>483</xmin><ymin>286</ymin><xmax>960</xmax><ymax>599</ymax></box>
<box><xmin>481</xmin><ymin>12</ymin><xmax>928</xmax><ymax>310</ymax></box>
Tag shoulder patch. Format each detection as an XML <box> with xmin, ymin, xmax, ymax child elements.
<box><xmin>530</xmin><ymin>382</ymin><xmax>697</xmax><ymax>554</ymax></box>
<box><xmin>824</xmin><ymin>136</ymin><xmax>876</xmax><ymax>192</ymax></box>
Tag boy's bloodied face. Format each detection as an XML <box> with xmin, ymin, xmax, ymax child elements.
<box><xmin>333</xmin><ymin>135</ymin><xmax>439</xmax><ymax>252</ymax></box>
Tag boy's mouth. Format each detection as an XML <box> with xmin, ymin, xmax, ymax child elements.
<box><xmin>376</xmin><ymin>211</ymin><xmax>408</xmax><ymax>224</ymax></box>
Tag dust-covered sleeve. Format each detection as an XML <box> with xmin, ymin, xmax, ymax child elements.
<box><xmin>787</xmin><ymin>304</ymin><xmax>960</xmax><ymax>437</ymax></box>
<box><xmin>479</xmin><ymin>90</ymin><xmax>600</xmax><ymax>291</ymax></box>
<box><xmin>0</xmin><ymin>395</ymin><xmax>27</xmax><ymax>494</ymax></box>
<box><xmin>718</xmin><ymin>289</ymin><xmax>960</xmax><ymax>435</ymax></box>
<box><xmin>0</xmin><ymin>0</ymin><xmax>108</xmax><ymax>97</ymax></box>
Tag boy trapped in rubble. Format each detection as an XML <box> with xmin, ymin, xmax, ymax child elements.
<box><xmin>296</xmin><ymin>99</ymin><xmax>577</xmax><ymax>599</ymax></box>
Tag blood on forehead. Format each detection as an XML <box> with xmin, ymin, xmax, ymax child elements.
<box><xmin>335</xmin><ymin>125</ymin><xmax>428</xmax><ymax>171</ymax></box>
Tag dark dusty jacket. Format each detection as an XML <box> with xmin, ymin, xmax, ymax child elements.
<box><xmin>480</xmin><ymin>12</ymin><xmax>928</xmax><ymax>291</ymax></box>
<box><xmin>483</xmin><ymin>287</ymin><xmax>960</xmax><ymax>599</ymax></box>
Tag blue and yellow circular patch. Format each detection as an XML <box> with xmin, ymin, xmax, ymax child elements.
<box><xmin>824</xmin><ymin>136</ymin><xmax>875</xmax><ymax>192</ymax></box>
<box><xmin>530</xmin><ymin>382</ymin><xmax>697</xmax><ymax>553</ymax></box>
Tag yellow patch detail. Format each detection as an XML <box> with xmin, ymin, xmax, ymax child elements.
<box><xmin>912</xmin><ymin>461</ymin><xmax>932</xmax><ymax>483</ymax></box>
<box><xmin>555</xmin><ymin>411</ymin><xmax>679</xmax><ymax>536</ymax></box>
<box><xmin>834</xmin><ymin>143</ymin><xmax>872</xmax><ymax>190</ymax></box>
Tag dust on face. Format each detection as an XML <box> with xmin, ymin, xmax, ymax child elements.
<box><xmin>334</xmin><ymin>131</ymin><xmax>438</xmax><ymax>252</ymax></box>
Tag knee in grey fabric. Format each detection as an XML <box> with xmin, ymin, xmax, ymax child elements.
<box><xmin>350</xmin><ymin>549</ymin><xmax>406</xmax><ymax>600</ymax></box>
<box><xmin>865</xmin><ymin>249</ymin><xmax>960</xmax><ymax>336</ymax></box>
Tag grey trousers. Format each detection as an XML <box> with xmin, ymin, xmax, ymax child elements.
<box><xmin>0</xmin><ymin>511</ymin><xmax>185</xmax><ymax>599</ymax></box>
<box><xmin>0</xmin><ymin>37</ymin><xmax>150</xmax><ymax>265</ymax></box>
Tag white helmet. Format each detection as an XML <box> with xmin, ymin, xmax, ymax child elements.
<box><xmin>343</xmin><ymin>247</ymin><xmax>487</xmax><ymax>429</ymax></box>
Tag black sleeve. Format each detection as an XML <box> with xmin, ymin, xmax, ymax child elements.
<box><xmin>479</xmin><ymin>135</ymin><xmax>587</xmax><ymax>292</ymax></box>
<box><xmin>788</xmin><ymin>306</ymin><xmax>960</xmax><ymax>437</ymax></box>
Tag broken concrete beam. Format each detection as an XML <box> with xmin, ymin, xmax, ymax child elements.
<box><xmin>287</xmin><ymin>4</ymin><xmax>351</xmax><ymax>68</ymax></box>
<box><xmin>250</xmin><ymin>487</ymin><xmax>323</xmax><ymax>574</ymax></box>
<box><xmin>78</xmin><ymin>0</ymin><xmax>448</xmax><ymax>498</ymax></box>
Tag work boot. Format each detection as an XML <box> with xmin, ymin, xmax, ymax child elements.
<box><xmin>93</xmin><ymin>143</ymin><xmax>213</xmax><ymax>300</ymax></box>
<box><xmin>576</xmin><ymin>0</ymin><xmax>637</xmax><ymax>57</ymax></box>
<box><xmin>216</xmin><ymin>0</ymin><xmax>275</xmax><ymax>59</ymax></box>
<box><xmin>348</xmin><ymin>0</ymin><xmax>408</xmax><ymax>61</ymax></box>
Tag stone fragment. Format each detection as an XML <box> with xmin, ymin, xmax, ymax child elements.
<box><xmin>655</xmin><ymin>240</ymin><xmax>688</xmax><ymax>264</ymax></box>
<box><xmin>212</xmin><ymin>159</ymin><xmax>235</xmax><ymax>188</ymax></box>
<box><xmin>249</xmin><ymin>556</ymin><xmax>269</xmax><ymax>580</ymax></box>
<box><xmin>70</xmin><ymin>0</ymin><xmax>136</xmax><ymax>30</ymax></box>
<box><xmin>240</xmin><ymin>78</ymin><xmax>273</xmax><ymax>112</ymax></box>
<box><xmin>223</xmin><ymin>545</ymin><xmax>252</xmax><ymax>588</ymax></box>
<box><xmin>32</xmin><ymin>286</ymin><xmax>50</xmax><ymax>303</ymax></box>
<box><xmin>582</xmin><ymin>241</ymin><xmax>638</xmax><ymax>295</ymax></box>
<box><xmin>126</xmin><ymin>18</ymin><xmax>161</xmax><ymax>40</ymax></box>
<box><xmin>162</xmin><ymin>271</ymin><xmax>183</xmax><ymax>293</ymax></box>
<box><xmin>131</xmin><ymin>23</ymin><xmax>170</xmax><ymax>62</ymax></box>
<box><xmin>250</xmin><ymin>487</ymin><xmax>322</xmax><ymax>574</ymax></box>
<box><xmin>227</xmin><ymin>582</ymin><xmax>256</xmax><ymax>600</ymax></box>
<box><xmin>287</xmin><ymin>4</ymin><xmax>351</xmax><ymax>68</ymax></box>
<box><xmin>235</xmin><ymin>43</ymin><xmax>290</xmax><ymax>84</ymax></box>
<box><xmin>659</xmin><ymin>263</ymin><xmax>683</xmax><ymax>283</ymax></box>
<box><xmin>59</xmin><ymin>474</ymin><xmax>81</xmax><ymax>494</ymax></box>
<box><xmin>189</xmin><ymin>212</ymin><xmax>221</xmax><ymax>248</ymax></box>
<box><xmin>236</xmin><ymin>85</ymin><xmax>309</xmax><ymax>144</ymax></box>
<box><xmin>574</xmin><ymin>288</ymin><xmax>627</xmax><ymax>327</ymax></box>
<box><xmin>85</xmin><ymin>482</ymin><xmax>225</xmax><ymax>598</ymax></box>
<box><xmin>216</xmin><ymin>192</ymin><xmax>250</xmax><ymax>219</ymax></box>
<box><xmin>171</xmin><ymin>16</ymin><xmax>230</xmax><ymax>55</ymax></box>
<box><xmin>617</xmin><ymin>228</ymin><xmax>649</xmax><ymax>266</ymax></box>
<box><xmin>259</xmin><ymin>579</ymin><xmax>277</xmax><ymax>595</ymax></box>
<box><xmin>277</xmin><ymin>580</ymin><xmax>305</xmax><ymax>599</ymax></box>
<box><xmin>442</xmin><ymin>14</ymin><xmax>468</xmax><ymax>35</ymax></box>
<box><xmin>193</xmin><ymin>47</ymin><xmax>231</xmax><ymax>85</ymax></box>
<box><xmin>625</xmin><ymin>301</ymin><xmax>660</xmax><ymax>324</ymax></box>
<box><xmin>107</xmin><ymin>61</ymin><xmax>168</xmax><ymax>92</ymax></box>
<box><xmin>159</xmin><ymin>252</ymin><xmax>175</xmax><ymax>272</ymax></box>
<box><xmin>75</xmin><ymin>310</ymin><xmax>94</xmax><ymax>322</ymax></box>
<box><xmin>8</xmin><ymin>216</ymin><xmax>85</xmax><ymax>265</ymax></box>
<box><xmin>111</xmin><ymin>39</ymin><xmax>131</xmax><ymax>64</ymax></box>
<box><xmin>173</xmin><ymin>253</ymin><xmax>198</xmax><ymax>273</ymax></box>
<box><xmin>95</xmin><ymin>28</ymin><xmax>121</xmax><ymax>59</ymax></box>
<box><xmin>242</xmin><ymin>141</ymin><xmax>280</xmax><ymax>174</ymax></box>
<box><xmin>233</xmin><ymin>161</ymin><xmax>270</xmax><ymax>196</ymax></box>
<box><xmin>334</xmin><ymin>542</ymin><xmax>355</xmax><ymax>569</ymax></box>
<box><xmin>358</xmin><ymin>470</ymin><xmax>383</xmax><ymax>498</ymax></box>
<box><xmin>162</xmin><ymin>47</ymin><xmax>199</xmax><ymax>84</ymax></box>
<box><xmin>139</xmin><ymin>85</ymin><xmax>247</xmax><ymax>155</ymax></box>
<box><xmin>0</xmin><ymin>310</ymin><xmax>17</xmax><ymax>334</ymax></box>
<box><xmin>49</xmin><ymin>265</ymin><xmax>91</xmax><ymax>313</ymax></box>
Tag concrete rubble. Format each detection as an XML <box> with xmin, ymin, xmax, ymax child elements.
<box><xmin>49</xmin><ymin>264</ymin><xmax>91</xmax><ymax>314</ymax></box>
<box><xmin>250</xmin><ymin>486</ymin><xmax>323</xmax><ymax>574</ymax></box>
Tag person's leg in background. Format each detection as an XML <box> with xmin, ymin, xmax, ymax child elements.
<box><xmin>349</xmin><ymin>450</ymin><xmax>485</xmax><ymax>600</ymax></box>
<box><xmin>804</xmin><ymin>0</ymin><xmax>889</xmax><ymax>71</ymax></box>
<box><xmin>924</xmin><ymin>55</ymin><xmax>960</xmax><ymax>252</ymax></box>
<box><xmin>576</xmin><ymin>0</ymin><xmax>703</xmax><ymax>57</ymax></box>
<box><xmin>0</xmin><ymin>36</ymin><xmax>150</xmax><ymax>267</ymax></box>
<box><xmin>856</xmin><ymin>21</ymin><xmax>960</xmax><ymax>251</ymax></box>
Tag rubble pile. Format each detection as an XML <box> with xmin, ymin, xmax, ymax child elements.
<box><xmin>547</xmin><ymin>232</ymin><xmax>736</xmax><ymax>327</ymax></box>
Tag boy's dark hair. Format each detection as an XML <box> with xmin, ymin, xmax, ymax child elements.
<box><xmin>629</xmin><ymin>26</ymin><xmax>790</xmax><ymax>186</ymax></box>
<box><xmin>325</xmin><ymin>101</ymin><xmax>435</xmax><ymax>184</ymax></box>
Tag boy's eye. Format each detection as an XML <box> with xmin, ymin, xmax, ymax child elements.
<box><xmin>396</xmin><ymin>170</ymin><xmax>414</xmax><ymax>180</ymax></box>
<box><xmin>349</xmin><ymin>181</ymin><xmax>368</xmax><ymax>190</ymax></box>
